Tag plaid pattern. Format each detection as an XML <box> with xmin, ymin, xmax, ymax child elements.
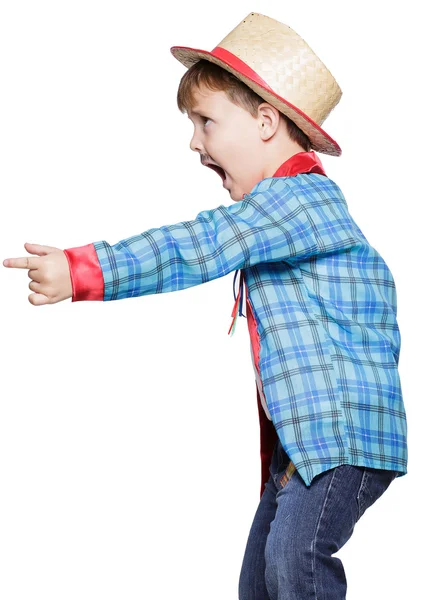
<box><xmin>280</xmin><ymin>462</ymin><xmax>297</xmax><ymax>488</ymax></box>
<box><xmin>92</xmin><ymin>173</ymin><xmax>408</xmax><ymax>486</ymax></box>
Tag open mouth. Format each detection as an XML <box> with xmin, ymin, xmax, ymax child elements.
<box><xmin>206</xmin><ymin>163</ymin><xmax>227</xmax><ymax>181</ymax></box>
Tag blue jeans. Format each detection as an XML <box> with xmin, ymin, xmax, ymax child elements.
<box><xmin>238</xmin><ymin>437</ymin><xmax>398</xmax><ymax>599</ymax></box>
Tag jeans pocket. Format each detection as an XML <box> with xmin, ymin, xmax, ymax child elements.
<box><xmin>356</xmin><ymin>467</ymin><xmax>397</xmax><ymax>521</ymax></box>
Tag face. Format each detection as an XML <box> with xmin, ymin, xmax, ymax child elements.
<box><xmin>187</xmin><ymin>85</ymin><xmax>269</xmax><ymax>201</ymax></box>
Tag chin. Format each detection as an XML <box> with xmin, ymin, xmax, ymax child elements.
<box><xmin>224</xmin><ymin>179</ymin><xmax>246</xmax><ymax>202</ymax></box>
<box><xmin>228</xmin><ymin>187</ymin><xmax>244</xmax><ymax>202</ymax></box>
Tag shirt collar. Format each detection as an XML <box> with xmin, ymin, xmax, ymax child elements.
<box><xmin>272</xmin><ymin>150</ymin><xmax>327</xmax><ymax>178</ymax></box>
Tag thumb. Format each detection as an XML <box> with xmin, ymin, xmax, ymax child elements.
<box><xmin>24</xmin><ymin>242</ymin><xmax>61</xmax><ymax>256</ymax></box>
<box><xmin>28</xmin><ymin>292</ymin><xmax>51</xmax><ymax>306</ymax></box>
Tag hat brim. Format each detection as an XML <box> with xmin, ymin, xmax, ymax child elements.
<box><xmin>170</xmin><ymin>45</ymin><xmax>341</xmax><ymax>157</ymax></box>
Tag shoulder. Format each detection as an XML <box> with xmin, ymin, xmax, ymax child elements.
<box><xmin>246</xmin><ymin>173</ymin><xmax>346</xmax><ymax>204</ymax></box>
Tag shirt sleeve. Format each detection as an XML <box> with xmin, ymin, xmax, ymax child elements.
<box><xmin>63</xmin><ymin>176</ymin><xmax>363</xmax><ymax>302</ymax></box>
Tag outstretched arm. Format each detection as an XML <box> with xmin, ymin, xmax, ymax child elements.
<box><xmin>64</xmin><ymin>177</ymin><xmax>361</xmax><ymax>302</ymax></box>
<box><xmin>3</xmin><ymin>176</ymin><xmax>361</xmax><ymax>306</ymax></box>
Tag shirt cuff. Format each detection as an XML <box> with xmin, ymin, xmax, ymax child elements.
<box><xmin>63</xmin><ymin>243</ymin><xmax>104</xmax><ymax>302</ymax></box>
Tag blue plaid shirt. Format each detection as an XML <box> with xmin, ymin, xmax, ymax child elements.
<box><xmin>65</xmin><ymin>162</ymin><xmax>408</xmax><ymax>487</ymax></box>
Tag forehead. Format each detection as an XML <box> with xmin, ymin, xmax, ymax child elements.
<box><xmin>186</xmin><ymin>86</ymin><xmax>225</xmax><ymax>118</ymax></box>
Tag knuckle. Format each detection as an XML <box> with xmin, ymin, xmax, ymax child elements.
<box><xmin>40</xmin><ymin>260</ymin><xmax>51</xmax><ymax>280</ymax></box>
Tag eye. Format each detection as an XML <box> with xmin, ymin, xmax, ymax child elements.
<box><xmin>201</xmin><ymin>116</ymin><xmax>212</xmax><ymax>126</ymax></box>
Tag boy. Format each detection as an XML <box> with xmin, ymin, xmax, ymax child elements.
<box><xmin>3</xmin><ymin>12</ymin><xmax>407</xmax><ymax>600</ymax></box>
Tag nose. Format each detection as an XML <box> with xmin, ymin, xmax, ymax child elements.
<box><xmin>189</xmin><ymin>127</ymin><xmax>203</xmax><ymax>153</ymax></box>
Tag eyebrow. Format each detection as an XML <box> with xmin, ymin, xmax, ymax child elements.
<box><xmin>187</xmin><ymin>107</ymin><xmax>206</xmax><ymax>118</ymax></box>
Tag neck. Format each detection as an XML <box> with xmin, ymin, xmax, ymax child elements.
<box><xmin>262</xmin><ymin>142</ymin><xmax>309</xmax><ymax>178</ymax></box>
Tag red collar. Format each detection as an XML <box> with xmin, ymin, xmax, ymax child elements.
<box><xmin>272</xmin><ymin>150</ymin><xmax>326</xmax><ymax>178</ymax></box>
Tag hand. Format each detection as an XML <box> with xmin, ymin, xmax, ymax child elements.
<box><xmin>3</xmin><ymin>243</ymin><xmax>73</xmax><ymax>305</ymax></box>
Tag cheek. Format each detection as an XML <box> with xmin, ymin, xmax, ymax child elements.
<box><xmin>228</xmin><ymin>147</ymin><xmax>251</xmax><ymax>172</ymax></box>
<box><xmin>222</xmin><ymin>135</ymin><xmax>258</xmax><ymax>182</ymax></box>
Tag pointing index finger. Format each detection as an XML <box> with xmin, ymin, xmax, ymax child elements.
<box><xmin>3</xmin><ymin>256</ymin><xmax>39</xmax><ymax>269</ymax></box>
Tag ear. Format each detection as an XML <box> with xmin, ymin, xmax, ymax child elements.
<box><xmin>257</xmin><ymin>103</ymin><xmax>279</xmax><ymax>139</ymax></box>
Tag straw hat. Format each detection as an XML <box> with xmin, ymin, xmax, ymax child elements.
<box><xmin>170</xmin><ymin>12</ymin><xmax>342</xmax><ymax>156</ymax></box>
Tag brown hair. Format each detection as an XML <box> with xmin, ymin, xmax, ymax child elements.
<box><xmin>176</xmin><ymin>60</ymin><xmax>311</xmax><ymax>152</ymax></box>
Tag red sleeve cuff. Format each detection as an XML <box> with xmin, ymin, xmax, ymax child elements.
<box><xmin>63</xmin><ymin>243</ymin><xmax>104</xmax><ymax>302</ymax></box>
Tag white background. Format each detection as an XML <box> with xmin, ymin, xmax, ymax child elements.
<box><xmin>0</xmin><ymin>1</ymin><xmax>440</xmax><ymax>598</ymax></box>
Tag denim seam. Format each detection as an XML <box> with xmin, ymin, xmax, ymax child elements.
<box><xmin>311</xmin><ymin>467</ymin><xmax>339</xmax><ymax>600</ymax></box>
<box><xmin>356</xmin><ymin>469</ymin><xmax>369</xmax><ymax>520</ymax></box>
